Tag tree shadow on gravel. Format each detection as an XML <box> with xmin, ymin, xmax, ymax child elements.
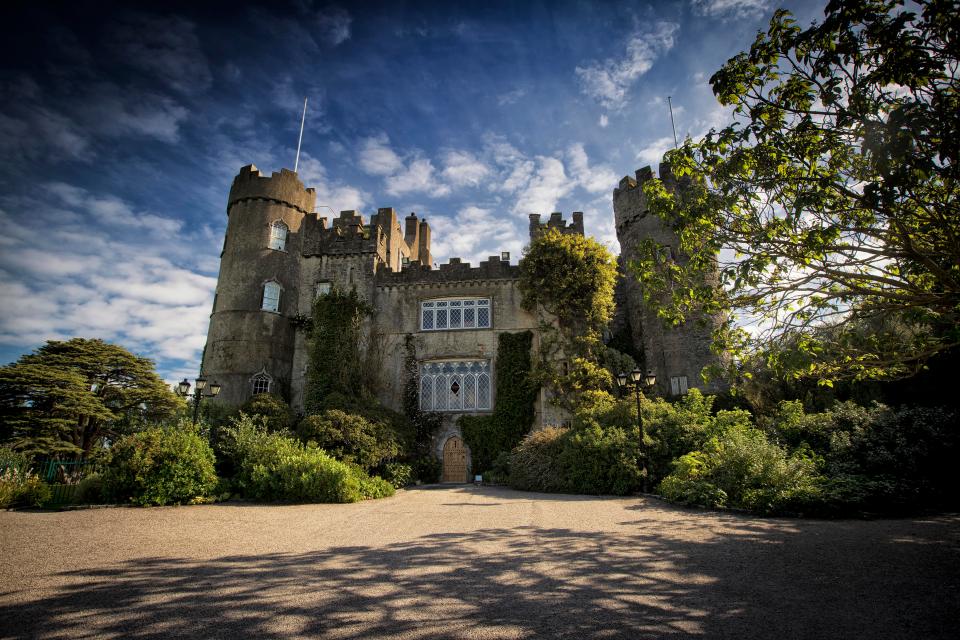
<box><xmin>2</xmin><ymin>506</ymin><xmax>958</xmax><ymax>639</ymax></box>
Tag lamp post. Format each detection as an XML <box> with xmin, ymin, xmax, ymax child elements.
<box><xmin>176</xmin><ymin>376</ymin><xmax>222</xmax><ymax>425</ymax></box>
<box><xmin>616</xmin><ymin>368</ymin><xmax>656</xmax><ymax>493</ymax></box>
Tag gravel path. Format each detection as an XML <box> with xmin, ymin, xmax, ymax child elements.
<box><xmin>1</xmin><ymin>485</ymin><xmax>958</xmax><ymax>639</ymax></box>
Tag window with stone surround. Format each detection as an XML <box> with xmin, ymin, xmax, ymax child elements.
<box><xmin>419</xmin><ymin>360</ymin><xmax>491</xmax><ymax>412</ymax></box>
<box><xmin>261</xmin><ymin>281</ymin><xmax>281</xmax><ymax>312</ymax></box>
<box><xmin>251</xmin><ymin>372</ymin><xmax>271</xmax><ymax>395</ymax></box>
<box><xmin>420</xmin><ymin>298</ymin><xmax>490</xmax><ymax>331</ymax></box>
<box><xmin>269</xmin><ymin>220</ymin><xmax>288</xmax><ymax>251</ymax></box>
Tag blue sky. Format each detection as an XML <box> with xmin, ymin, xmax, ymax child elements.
<box><xmin>0</xmin><ymin>0</ymin><xmax>824</xmax><ymax>384</ymax></box>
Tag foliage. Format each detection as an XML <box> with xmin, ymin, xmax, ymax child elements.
<box><xmin>0</xmin><ymin>339</ymin><xmax>182</xmax><ymax>457</ymax></box>
<box><xmin>239</xmin><ymin>393</ymin><xmax>295</xmax><ymax>432</ymax></box>
<box><xmin>507</xmin><ymin>426</ymin><xmax>571</xmax><ymax>493</ymax></box>
<box><xmin>0</xmin><ymin>446</ymin><xmax>31</xmax><ymax>474</ymax></box>
<box><xmin>658</xmin><ymin>423</ymin><xmax>821</xmax><ymax>514</ymax></box>
<box><xmin>519</xmin><ymin>228</ymin><xmax>618</xmax><ymax>339</ymax></box>
<box><xmin>382</xmin><ymin>462</ymin><xmax>413</xmax><ymax>489</ymax></box>
<box><xmin>102</xmin><ymin>423</ymin><xmax>217</xmax><ymax>506</ymax></box>
<box><xmin>483</xmin><ymin>452</ymin><xmax>511</xmax><ymax>484</ymax></box>
<box><xmin>633</xmin><ymin>0</ymin><xmax>960</xmax><ymax>383</ymax></box>
<box><xmin>296</xmin><ymin>409</ymin><xmax>401</xmax><ymax>471</ymax></box>
<box><xmin>221</xmin><ymin>414</ymin><xmax>392</xmax><ymax>503</ymax></box>
<box><xmin>411</xmin><ymin>455</ymin><xmax>442</xmax><ymax>484</ymax></box>
<box><xmin>0</xmin><ymin>467</ymin><xmax>51</xmax><ymax>508</ymax></box>
<box><xmin>74</xmin><ymin>472</ymin><xmax>105</xmax><ymax>504</ymax></box>
<box><xmin>460</xmin><ymin>331</ymin><xmax>537</xmax><ymax>474</ymax></box>
<box><xmin>304</xmin><ymin>288</ymin><xmax>374</xmax><ymax>412</ymax></box>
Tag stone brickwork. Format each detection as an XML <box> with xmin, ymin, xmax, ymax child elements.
<box><xmin>612</xmin><ymin>164</ymin><xmax>726</xmax><ymax>395</ymax></box>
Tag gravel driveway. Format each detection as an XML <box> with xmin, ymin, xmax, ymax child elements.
<box><xmin>1</xmin><ymin>485</ymin><xmax>958</xmax><ymax>639</ymax></box>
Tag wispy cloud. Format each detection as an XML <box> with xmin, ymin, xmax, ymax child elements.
<box><xmin>692</xmin><ymin>0</ymin><xmax>770</xmax><ymax>19</ymax></box>
<box><xmin>428</xmin><ymin>206</ymin><xmax>523</xmax><ymax>266</ymax></box>
<box><xmin>358</xmin><ymin>134</ymin><xmax>404</xmax><ymax>176</ymax></box>
<box><xmin>576</xmin><ymin>21</ymin><xmax>680</xmax><ymax>111</ymax></box>
<box><xmin>441</xmin><ymin>150</ymin><xmax>490</xmax><ymax>187</ymax></box>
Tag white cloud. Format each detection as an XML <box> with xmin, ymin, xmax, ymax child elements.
<box><xmin>599</xmin><ymin>114</ymin><xmax>609</xmax><ymax>128</ymax></box>
<box><xmin>295</xmin><ymin>153</ymin><xmax>370</xmax><ymax>213</ymax></box>
<box><xmin>512</xmin><ymin>156</ymin><xmax>572</xmax><ymax>216</ymax></box>
<box><xmin>47</xmin><ymin>183</ymin><xmax>184</xmax><ymax>235</ymax></box>
<box><xmin>576</xmin><ymin>21</ymin><xmax>680</xmax><ymax>110</ymax></box>
<box><xmin>358</xmin><ymin>134</ymin><xmax>404</xmax><ymax>176</ymax></box>
<box><xmin>386</xmin><ymin>158</ymin><xmax>450</xmax><ymax>198</ymax></box>
<box><xmin>692</xmin><ymin>0</ymin><xmax>770</xmax><ymax>19</ymax></box>
<box><xmin>428</xmin><ymin>206</ymin><xmax>523</xmax><ymax>266</ymax></box>
<box><xmin>497</xmin><ymin>88</ymin><xmax>526</xmax><ymax>106</ymax></box>
<box><xmin>635</xmin><ymin>136</ymin><xmax>676</xmax><ymax>167</ymax></box>
<box><xmin>567</xmin><ymin>143</ymin><xmax>618</xmax><ymax>194</ymax></box>
<box><xmin>441</xmin><ymin>150</ymin><xmax>490</xmax><ymax>187</ymax></box>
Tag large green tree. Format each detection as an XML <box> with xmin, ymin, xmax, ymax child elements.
<box><xmin>634</xmin><ymin>0</ymin><xmax>959</xmax><ymax>383</ymax></box>
<box><xmin>0</xmin><ymin>338</ymin><xmax>182</xmax><ymax>456</ymax></box>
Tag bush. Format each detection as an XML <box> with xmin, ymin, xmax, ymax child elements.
<box><xmin>0</xmin><ymin>446</ymin><xmax>31</xmax><ymax>474</ymax></box>
<box><xmin>102</xmin><ymin>424</ymin><xmax>218</xmax><ymax>506</ymax></box>
<box><xmin>0</xmin><ymin>468</ymin><xmax>51</xmax><ymax>508</ymax></box>
<box><xmin>483</xmin><ymin>452</ymin><xmax>511</xmax><ymax>484</ymax></box>
<box><xmin>657</xmin><ymin>424</ymin><xmax>821</xmax><ymax>514</ymax></box>
<box><xmin>411</xmin><ymin>455</ymin><xmax>442</xmax><ymax>484</ymax></box>
<box><xmin>240</xmin><ymin>393</ymin><xmax>295</xmax><ymax>432</ymax></box>
<box><xmin>381</xmin><ymin>462</ymin><xmax>412</xmax><ymax>489</ymax></box>
<box><xmin>296</xmin><ymin>409</ymin><xmax>400</xmax><ymax>471</ymax></box>
<box><xmin>223</xmin><ymin>415</ymin><xmax>392</xmax><ymax>503</ymax></box>
<box><xmin>74</xmin><ymin>473</ymin><xmax>105</xmax><ymax>504</ymax></box>
<box><xmin>508</xmin><ymin>426</ymin><xmax>570</xmax><ymax>493</ymax></box>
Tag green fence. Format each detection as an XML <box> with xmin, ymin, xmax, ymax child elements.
<box><xmin>35</xmin><ymin>458</ymin><xmax>100</xmax><ymax>484</ymax></box>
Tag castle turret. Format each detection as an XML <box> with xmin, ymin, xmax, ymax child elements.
<box><xmin>200</xmin><ymin>165</ymin><xmax>317</xmax><ymax>405</ymax></box>
<box><xmin>612</xmin><ymin>163</ymin><xmax>725</xmax><ymax>396</ymax></box>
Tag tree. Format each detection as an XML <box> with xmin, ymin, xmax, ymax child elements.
<box><xmin>0</xmin><ymin>338</ymin><xmax>182</xmax><ymax>457</ymax></box>
<box><xmin>633</xmin><ymin>0</ymin><xmax>959</xmax><ymax>383</ymax></box>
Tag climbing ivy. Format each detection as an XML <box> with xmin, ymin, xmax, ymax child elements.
<box><xmin>460</xmin><ymin>330</ymin><xmax>537</xmax><ymax>474</ymax></box>
<box><xmin>304</xmin><ymin>288</ymin><xmax>373</xmax><ymax>413</ymax></box>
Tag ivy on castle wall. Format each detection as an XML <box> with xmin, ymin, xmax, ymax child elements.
<box><xmin>304</xmin><ymin>288</ymin><xmax>373</xmax><ymax>413</ymax></box>
<box><xmin>460</xmin><ymin>330</ymin><xmax>537</xmax><ymax>474</ymax></box>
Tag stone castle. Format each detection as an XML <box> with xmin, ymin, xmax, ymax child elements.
<box><xmin>201</xmin><ymin>163</ymin><xmax>722</xmax><ymax>481</ymax></box>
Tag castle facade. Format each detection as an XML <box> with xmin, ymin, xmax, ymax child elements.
<box><xmin>201</xmin><ymin>163</ymin><xmax>722</xmax><ymax>481</ymax></box>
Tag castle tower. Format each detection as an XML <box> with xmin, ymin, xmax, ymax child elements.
<box><xmin>200</xmin><ymin>165</ymin><xmax>317</xmax><ymax>405</ymax></box>
<box><xmin>613</xmin><ymin>164</ymin><xmax>725</xmax><ymax>396</ymax></box>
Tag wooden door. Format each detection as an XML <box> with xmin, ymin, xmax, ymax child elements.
<box><xmin>442</xmin><ymin>436</ymin><xmax>468</xmax><ymax>483</ymax></box>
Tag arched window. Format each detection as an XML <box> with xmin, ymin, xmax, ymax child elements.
<box><xmin>251</xmin><ymin>372</ymin><xmax>272</xmax><ymax>395</ymax></box>
<box><xmin>262</xmin><ymin>281</ymin><xmax>281</xmax><ymax>312</ymax></box>
<box><xmin>268</xmin><ymin>220</ymin><xmax>288</xmax><ymax>251</ymax></box>
<box><xmin>419</xmin><ymin>361</ymin><xmax>491</xmax><ymax>412</ymax></box>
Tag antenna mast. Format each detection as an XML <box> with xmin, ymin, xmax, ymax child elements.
<box><xmin>667</xmin><ymin>96</ymin><xmax>678</xmax><ymax>149</ymax></box>
<box><xmin>294</xmin><ymin>97</ymin><xmax>307</xmax><ymax>173</ymax></box>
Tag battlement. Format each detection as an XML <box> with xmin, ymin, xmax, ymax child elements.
<box><xmin>528</xmin><ymin>211</ymin><xmax>584</xmax><ymax>239</ymax></box>
<box><xmin>228</xmin><ymin>165</ymin><xmax>317</xmax><ymax>215</ymax></box>
<box><xmin>376</xmin><ymin>255</ymin><xmax>518</xmax><ymax>286</ymax></box>
<box><xmin>613</xmin><ymin>163</ymin><xmax>676</xmax><ymax>197</ymax></box>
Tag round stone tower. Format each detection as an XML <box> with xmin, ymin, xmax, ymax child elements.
<box><xmin>612</xmin><ymin>163</ymin><xmax>726</xmax><ymax>396</ymax></box>
<box><xmin>200</xmin><ymin>165</ymin><xmax>316</xmax><ymax>406</ymax></box>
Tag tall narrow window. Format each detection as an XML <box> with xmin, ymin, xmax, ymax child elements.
<box><xmin>251</xmin><ymin>373</ymin><xmax>271</xmax><ymax>395</ymax></box>
<box><xmin>670</xmin><ymin>375</ymin><xmax>689</xmax><ymax>396</ymax></box>
<box><xmin>269</xmin><ymin>220</ymin><xmax>288</xmax><ymax>251</ymax></box>
<box><xmin>262</xmin><ymin>281</ymin><xmax>281</xmax><ymax>312</ymax></box>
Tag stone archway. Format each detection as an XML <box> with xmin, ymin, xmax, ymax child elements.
<box><xmin>442</xmin><ymin>436</ymin><xmax>468</xmax><ymax>483</ymax></box>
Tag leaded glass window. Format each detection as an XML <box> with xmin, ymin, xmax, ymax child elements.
<box><xmin>251</xmin><ymin>373</ymin><xmax>271</xmax><ymax>395</ymax></box>
<box><xmin>269</xmin><ymin>220</ymin><xmax>288</xmax><ymax>251</ymax></box>
<box><xmin>419</xmin><ymin>360</ymin><xmax>491</xmax><ymax>412</ymax></box>
<box><xmin>420</xmin><ymin>298</ymin><xmax>490</xmax><ymax>331</ymax></box>
<box><xmin>262</xmin><ymin>281</ymin><xmax>281</xmax><ymax>312</ymax></box>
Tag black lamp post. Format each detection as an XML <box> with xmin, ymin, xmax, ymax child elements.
<box><xmin>616</xmin><ymin>368</ymin><xmax>656</xmax><ymax>493</ymax></box>
<box><xmin>176</xmin><ymin>376</ymin><xmax>222</xmax><ymax>425</ymax></box>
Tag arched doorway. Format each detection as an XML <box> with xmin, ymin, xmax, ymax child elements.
<box><xmin>442</xmin><ymin>436</ymin><xmax>468</xmax><ymax>483</ymax></box>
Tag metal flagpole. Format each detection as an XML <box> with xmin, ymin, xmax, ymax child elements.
<box><xmin>668</xmin><ymin>96</ymin><xmax>678</xmax><ymax>149</ymax></box>
<box><xmin>294</xmin><ymin>97</ymin><xmax>307</xmax><ymax>173</ymax></box>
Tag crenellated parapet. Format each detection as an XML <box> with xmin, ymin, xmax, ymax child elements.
<box><xmin>376</xmin><ymin>255</ymin><xmax>518</xmax><ymax>287</ymax></box>
<box><xmin>304</xmin><ymin>210</ymin><xmax>385</xmax><ymax>258</ymax></box>
<box><xmin>227</xmin><ymin>164</ymin><xmax>317</xmax><ymax>216</ymax></box>
<box><xmin>528</xmin><ymin>211</ymin><xmax>584</xmax><ymax>239</ymax></box>
<box><xmin>613</xmin><ymin>162</ymin><xmax>677</xmax><ymax>233</ymax></box>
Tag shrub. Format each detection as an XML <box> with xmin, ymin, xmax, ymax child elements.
<box><xmin>102</xmin><ymin>424</ymin><xmax>218</xmax><ymax>506</ymax></box>
<box><xmin>224</xmin><ymin>415</ymin><xmax>392</xmax><ymax>502</ymax></box>
<box><xmin>382</xmin><ymin>462</ymin><xmax>412</xmax><ymax>489</ymax></box>
<box><xmin>411</xmin><ymin>455</ymin><xmax>442</xmax><ymax>484</ymax></box>
<box><xmin>239</xmin><ymin>393</ymin><xmax>295</xmax><ymax>432</ymax></box>
<box><xmin>296</xmin><ymin>409</ymin><xmax>400</xmax><ymax>471</ymax></box>
<box><xmin>483</xmin><ymin>452</ymin><xmax>511</xmax><ymax>484</ymax></box>
<box><xmin>557</xmin><ymin>424</ymin><xmax>643</xmax><ymax>495</ymax></box>
<box><xmin>74</xmin><ymin>472</ymin><xmax>105</xmax><ymax>504</ymax></box>
<box><xmin>0</xmin><ymin>446</ymin><xmax>31</xmax><ymax>474</ymax></box>
<box><xmin>657</xmin><ymin>424</ymin><xmax>821</xmax><ymax>514</ymax></box>
<box><xmin>508</xmin><ymin>426</ymin><xmax>570</xmax><ymax>493</ymax></box>
<box><xmin>0</xmin><ymin>468</ymin><xmax>51</xmax><ymax>508</ymax></box>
